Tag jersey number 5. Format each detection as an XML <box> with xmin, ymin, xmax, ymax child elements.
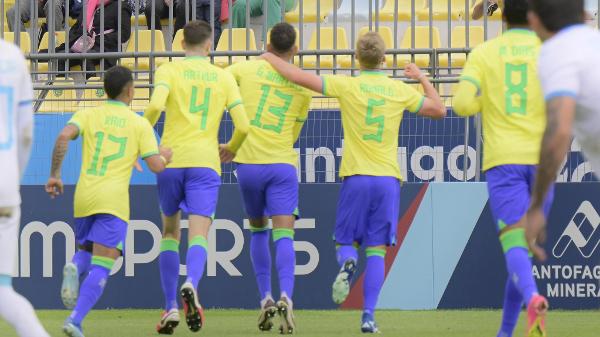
<box><xmin>505</xmin><ymin>63</ymin><xmax>528</xmax><ymax>115</ymax></box>
<box><xmin>87</xmin><ymin>131</ymin><xmax>128</xmax><ymax>176</ymax></box>
<box><xmin>363</xmin><ymin>98</ymin><xmax>386</xmax><ymax>143</ymax></box>
<box><xmin>0</xmin><ymin>86</ymin><xmax>14</xmax><ymax>150</ymax></box>
<box><xmin>190</xmin><ymin>86</ymin><xmax>211</xmax><ymax>130</ymax></box>
<box><xmin>251</xmin><ymin>84</ymin><xmax>293</xmax><ymax>134</ymax></box>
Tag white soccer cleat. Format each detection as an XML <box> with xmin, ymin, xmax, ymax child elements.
<box><xmin>332</xmin><ymin>259</ymin><xmax>357</xmax><ymax>304</ymax></box>
<box><xmin>61</xmin><ymin>263</ymin><xmax>79</xmax><ymax>310</ymax></box>
<box><xmin>180</xmin><ymin>282</ymin><xmax>205</xmax><ymax>332</ymax></box>
<box><xmin>277</xmin><ymin>297</ymin><xmax>296</xmax><ymax>335</ymax></box>
<box><xmin>156</xmin><ymin>308</ymin><xmax>180</xmax><ymax>335</ymax></box>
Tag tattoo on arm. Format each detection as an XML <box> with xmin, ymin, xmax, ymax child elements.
<box><xmin>531</xmin><ymin>99</ymin><xmax>573</xmax><ymax>208</ymax></box>
<box><xmin>50</xmin><ymin>136</ymin><xmax>69</xmax><ymax>178</ymax></box>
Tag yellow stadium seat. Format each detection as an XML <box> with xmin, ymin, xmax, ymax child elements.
<box><xmin>340</xmin><ymin>26</ymin><xmax>394</xmax><ymax>68</ymax></box>
<box><xmin>122</xmin><ymin>30</ymin><xmax>168</xmax><ymax>70</ymax></box>
<box><xmin>297</xmin><ymin>27</ymin><xmax>351</xmax><ymax>69</ymax></box>
<box><xmin>2</xmin><ymin>31</ymin><xmax>31</xmax><ymax>53</ymax></box>
<box><xmin>285</xmin><ymin>0</ymin><xmax>335</xmax><ymax>23</ymax></box>
<box><xmin>172</xmin><ymin>29</ymin><xmax>184</xmax><ymax>52</ymax></box>
<box><xmin>214</xmin><ymin>28</ymin><xmax>257</xmax><ymax>67</ymax></box>
<box><xmin>417</xmin><ymin>0</ymin><xmax>469</xmax><ymax>20</ymax></box>
<box><xmin>374</xmin><ymin>0</ymin><xmax>426</xmax><ymax>21</ymax></box>
<box><xmin>37</xmin><ymin>82</ymin><xmax>79</xmax><ymax>113</ymax></box>
<box><xmin>130</xmin><ymin>15</ymin><xmax>170</xmax><ymax>28</ymax></box>
<box><xmin>79</xmin><ymin>79</ymin><xmax>106</xmax><ymax>109</ymax></box>
<box><xmin>398</xmin><ymin>26</ymin><xmax>441</xmax><ymax>67</ymax></box>
<box><xmin>439</xmin><ymin>26</ymin><xmax>485</xmax><ymax>68</ymax></box>
<box><xmin>35</xmin><ymin>32</ymin><xmax>67</xmax><ymax>72</ymax></box>
<box><xmin>130</xmin><ymin>81</ymin><xmax>150</xmax><ymax>112</ymax></box>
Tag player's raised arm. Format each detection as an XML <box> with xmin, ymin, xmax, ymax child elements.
<box><xmin>145</xmin><ymin>65</ymin><xmax>171</xmax><ymax>126</ymax></box>
<box><xmin>472</xmin><ymin>0</ymin><xmax>499</xmax><ymax>20</ymax></box>
<box><xmin>16</xmin><ymin>57</ymin><xmax>34</xmax><ymax>178</ymax></box>
<box><xmin>45</xmin><ymin>123</ymin><xmax>80</xmax><ymax>198</ymax></box>
<box><xmin>261</xmin><ymin>52</ymin><xmax>324</xmax><ymax>94</ymax></box>
<box><xmin>404</xmin><ymin>64</ymin><xmax>446</xmax><ymax>119</ymax></box>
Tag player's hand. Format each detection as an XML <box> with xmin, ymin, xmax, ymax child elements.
<box><xmin>525</xmin><ymin>207</ymin><xmax>548</xmax><ymax>262</ymax></box>
<box><xmin>45</xmin><ymin>177</ymin><xmax>64</xmax><ymax>199</ymax></box>
<box><xmin>134</xmin><ymin>160</ymin><xmax>143</xmax><ymax>172</ymax></box>
<box><xmin>159</xmin><ymin>146</ymin><xmax>173</xmax><ymax>165</ymax></box>
<box><xmin>164</xmin><ymin>0</ymin><xmax>173</xmax><ymax>6</ymax></box>
<box><xmin>219</xmin><ymin>144</ymin><xmax>235</xmax><ymax>163</ymax></box>
<box><xmin>404</xmin><ymin>63</ymin><xmax>425</xmax><ymax>81</ymax></box>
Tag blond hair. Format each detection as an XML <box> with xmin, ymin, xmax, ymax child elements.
<box><xmin>356</xmin><ymin>32</ymin><xmax>386</xmax><ymax>69</ymax></box>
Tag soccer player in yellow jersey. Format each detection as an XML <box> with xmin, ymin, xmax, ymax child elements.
<box><xmin>453</xmin><ymin>1</ymin><xmax>554</xmax><ymax>337</ymax></box>
<box><xmin>45</xmin><ymin>66</ymin><xmax>172</xmax><ymax>337</ymax></box>
<box><xmin>226</xmin><ymin>23</ymin><xmax>311</xmax><ymax>334</ymax></box>
<box><xmin>262</xmin><ymin>32</ymin><xmax>445</xmax><ymax>333</ymax></box>
<box><xmin>144</xmin><ymin>21</ymin><xmax>249</xmax><ymax>334</ymax></box>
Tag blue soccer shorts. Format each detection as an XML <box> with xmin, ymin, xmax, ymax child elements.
<box><xmin>75</xmin><ymin>214</ymin><xmax>127</xmax><ymax>251</ymax></box>
<box><xmin>157</xmin><ymin>167</ymin><xmax>221</xmax><ymax>218</ymax></box>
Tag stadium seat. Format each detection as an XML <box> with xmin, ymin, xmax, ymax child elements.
<box><xmin>122</xmin><ymin>30</ymin><xmax>168</xmax><ymax>70</ymax></box>
<box><xmin>130</xmin><ymin>15</ymin><xmax>170</xmax><ymax>28</ymax></box>
<box><xmin>417</xmin><ymin>0</ymin><xmax>469</xmax><ymax>20</ymax></box>
<box><xmin>35</xmin><ymin>32</ymin><xmax>66</xmax><ymax>72</ymax></box>
<box><xmin>285</xmin><ymin>0</ymin><xmax>336</xmax><ymax>23</ymax></box>
<box><xmin>79</xmin><ymin>78</ymin><xmax>106</xmax><ymax>109</ymax></box>
<box><xmin>374</xmin><ymin>0</ymin><xmax>426</xmax><ymax>21</ymax></box>
<box><xmin>340</xmin><ymin>26</ymin><xmax>394</xmax><ymax>68</ymax></box>
<box><xmin>172</xmin><ymin>29</ymin><xmax>184</xmax><ymax>52</ymax></box>
<box><xmin>2</xmin><ymin>31</ymin><xmax>31</xmax><ymax>53</ymax></box>
<box><xmin>397</xmin><ymin>26</ymin><xmax>441</xmax><ymax>67</ymax></box>
<box><xmin>297</xmin><ymin>27</ymin><xmax>351</xmax><ymax>69</ymax></box>
<box><xmin>130</xmin><ymin>81</ymin><xmax>150</xmax><ymax>112</ymax></box>
<box><xmin>438</xmin><ymin>26</ymin><xmax>485</xmax><ymax>68</ymax></box>
<box><xmin>37</xmin><ymin>82</ymin><xmax>79</xmax><ymax>113</ymax></box>
<box><xmin>213</xmin><ymin>28</ymin><xmax>257</xmax><ymax>67</ymax></box>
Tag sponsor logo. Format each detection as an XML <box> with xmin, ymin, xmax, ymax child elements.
<box><xmin>552</xmin><ymin>201</ymin><xmax>600</xmax><ymax>258</ymax></box>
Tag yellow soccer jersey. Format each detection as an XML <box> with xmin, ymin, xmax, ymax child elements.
<box><xmin>69</xmin><ymin>100</ymin><xmax>159</xmax><ymax>222</ymax></box>
<box><xmin>459</xmin><ymin>29</ymin><xmax>545</xmax><ymax>171</ymax></box>
<box><xmin>145</xmin><ymin>56</ymin><xmax>247</xmax><ymax>175</ymax></box>
<box><xmin>227</xmin><ymin>60</ymin><xmax>312</xmax><ymax>166</ymax></box>
<box><xmin>322</xmin><ymin>71</ymin><xmax>424</xmax><ymax>180</ymax></box>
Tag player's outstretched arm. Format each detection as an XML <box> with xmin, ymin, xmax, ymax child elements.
<box><xmin>261</xmin><ymin>52</ymin><xmax>324</xmax><ymax>94</ymax></box>
<box><xmin>404</xmin><ymin>64</ymin><xmax>446</xmax><ymax>119</ymax></box>
<box><xmin>452</xmin><ymin>80</ymin><xmax>481</xmax><ymax>117</ymax></box>
<box><xmin>472</xmin><ymin>0</ymin><xmax>497</xmax><ymax>20</ymax></box>
<box><xmin>144</xmin><ymin>146</ymin><xmax>172</xmax><ymax>173</ymax></box>
<box><xmin>45</xmin><ymin>124</ymin><xmax>79</xmax><ymax>198</ymax></box>
<box><xmin>526</xmin><ymin>96</ymin><xmax>576</xmax><ymax>261</ymax></box>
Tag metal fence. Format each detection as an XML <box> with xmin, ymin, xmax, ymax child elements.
<box><xmin>1</xmin><ymin>0</ymin><xmax>599</xmax><ymax>183</ymax></box>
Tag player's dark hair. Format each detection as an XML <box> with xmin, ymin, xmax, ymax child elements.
<box><xmin>183</xmin><ymin>20</ymin><xmax>213</xmax><ymax>46</ymax></box>
<box><xmin>269</xmin><ymin>23</ymin><xmax>297</xmax><ymax>54</ymax></box>
<box><xmin>528</xmin><ymin>0</ymin><xmax>585</xmax><ymax>32</ymax></box>
<box><xmin>503</xmin><ymin>0</ymin><xmax>529</xmax><ymax>25</ymax></box>
<box><xmin>104</xmin><ymin>66</ymin><xmax>133</xmax><ymax>99</ymax></box>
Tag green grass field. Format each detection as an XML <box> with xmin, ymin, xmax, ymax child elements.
<box><xmin>0</xmin><ymin>309</ymin><xmax>597</xmax><ymax>337</ymax></box>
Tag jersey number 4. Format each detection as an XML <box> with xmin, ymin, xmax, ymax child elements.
<box><xmin>189</xmin><ymin>86</ymin><xmax>211</xmax><ymax>130</ymax></box>
<box><xmin>87</xmin><ymin>131</ymin><xmax>128</xmax><ymax>176</ymax></box>
<box><xmin>505</xmin><ymin>63</ymin><xmax>528</xmax><ymax>115</ymax></box>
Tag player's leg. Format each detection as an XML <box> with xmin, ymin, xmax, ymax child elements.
<box><xmin>156</xmin><ymin>168</ymin><xmax>185</xmax><ymax>335</ymax></box>
<box><xmin>332</xmin><ymin>176</ymin><xmax>369</xmax><ymax>304</ymax></box>
<box><xmin>64</xmin><ymin>214</ymin><xmax>127</xmax><ymax>337</ymax></box>
<box><xmin>179</xmin><ymin>168</ymin><xmax>221</xmax><ymax>332</ymax></box>
<box><xmin>236</xmin><ymin>164</ymin><xmax>277</xmax><ymax>331</ymax></box>
<box><xmin>487</xmin><ymin>165</ymin><xmax>548</xmax><ymax>337</ymax></box>
<box><xmin>361</xmin><ymin>176</ymin><xmax>400</xmax><ymax>334</ymax></box>
<box><xmin>0</xmin><ymin>207</ymin><xmax>49</xmax><ymax>337</ymax></box>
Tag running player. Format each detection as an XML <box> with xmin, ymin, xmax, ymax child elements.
<box><xmin>453</xmin><ymin>1</ymin><xmax>552</xmax><ymax>336</ymax></box>
<box><xmin>0</xmin><ymin>36</ymin><xmax>50</xmax><ymax>337</ymax></box>
<box><xmin>226</xmin><ymin>22</ymin><xmax>311</xmax><ymax>334</ymax></box>
<box><xmin>526</xmin><ymin>0</ymin><xmax>600</xmax><ymax>260</ymax></box>
<box><xmin>45</xmin><ymin>66</ymin><xmax>171</xmax><ymax>337</ymax></box>
<box><xmin>262</xmin><ymin>32</ymin><xmax>445</xmax><ymax>333</ymax></box>
<box><xmin>144</xmin><ymin>20</ymin><xmax>249</xmax><ymax>334</ymax></box>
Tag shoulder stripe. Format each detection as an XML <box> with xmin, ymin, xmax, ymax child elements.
<box><xmin>460</xmin><ymin>76</ymin><xmax>481</xmax><ymax>89</ymax></box>
<box><xmin>227</xmin><ymin>100</ymin><xmax>243</xmax><ymax>111</ymax></box>
<box><xmin>141</xmin><ymin>151</ymin><xmax>159</xmax><ymax>159</ymax></box>
<box><xmin>545</xmin><ymin>90</ymin><xmax>577</xmax><ymax>101</ymax></box>
<box><xmin>410</xmin><ymin>96</ymin><xmax>425</xmax><ymax>114</ymax></box>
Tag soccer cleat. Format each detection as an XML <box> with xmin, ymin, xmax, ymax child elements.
<box><xmin>180</xmin><ymin>282</ymin><xmax>205</xmax><ymax>332</ymax></box>
<box><xmin>156</xmin><ymin>309</ymin><xmax>180</xmax><ymax>335</ymax></box>
<box><xmin>360</xmin><ymin>313</ymin><xmax>380</xmax><ymax>334</ymax></box>
<box><xmin>61</xmin><ymin>262</ymin><xmax>79</xmax><ymax>310</ymax></box>
<box><xmin>257</xmin><ymin>299</ymin><xmax>278</xmax><ymax>331</ymax></box>
<box><xmin>277</xmin><ymin>297</ymin><xmax>296</xmax><ymax>335</ymax></box>
<box><xmin>332</xmin><ymin>258</ymin><xmax>357</xmax><ymax>304</ymax></box>
<box><xmin>527</xmin><ymin>295</ymin><xmax>548</xmax><ymax>337</ymax></box>
<box><xmin>63</xmin><ymin>318</ymin><xmax>85</xmax><ymax>337</ymax></box>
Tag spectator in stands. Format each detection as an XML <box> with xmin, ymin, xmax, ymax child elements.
<box><xmin>54</xmin><ymin>0</ymin><xmax>132</xmax><ymax>78</ymax></box>
<box><xmin>231</xmin><ymin>0</ymin><xmax>295</xmax><ymax>30</ymax></box>
<box><xmin>6</xmin><ymin>0</ymin><xmax>67</xmax><ymax>32</ymax></box>
<box><xmin>177</xmin><ymin>0</ymin><xmax>222</xmax><ymax>43</ymax></box>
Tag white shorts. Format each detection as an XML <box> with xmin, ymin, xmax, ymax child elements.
<box><xmin>0</xmin><ymin>207</ymin><xmax>19</xmax><ymax>277</ymax></box>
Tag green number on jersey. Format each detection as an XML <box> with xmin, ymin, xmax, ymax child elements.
<box><xmin>363</xmin><ymin>98</ymin><xmax>386</xmax><ymax>143</ymax></box>
<box><xmin>189</xmin><ymin>86</ymin><xmax>211</xmax><ymax>130</ymax></box>
<box><xmin>251</xmin><ymin>84</ymin><xmax>293</xmax><ymax>134</ymax></box>
<box><xmin>505</xmin><ymin>63</ymin><xmax>528</xmax><ymax>115</ymax></box>
<box><xmin>86</xmin><ymin>131</ymin><xmax>128</xmax><ymax>176</ymax></box>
